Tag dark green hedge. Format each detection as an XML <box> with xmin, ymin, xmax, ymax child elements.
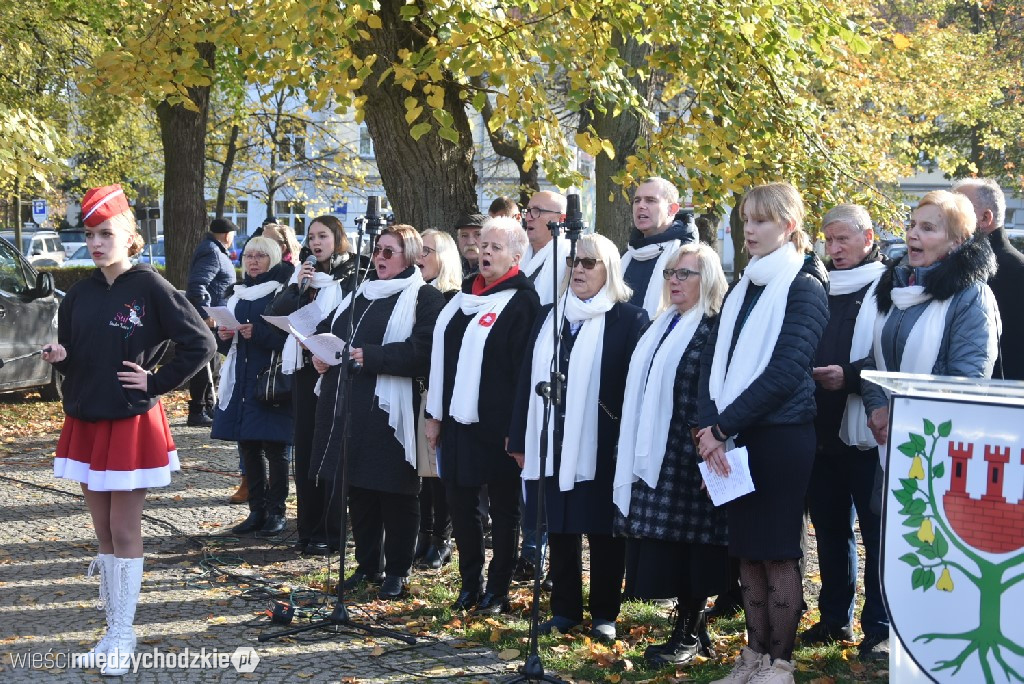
<box><xmin>38</xmin><ymin>265</ymin><xmax>242</xmax><ymax>293</ymax></box>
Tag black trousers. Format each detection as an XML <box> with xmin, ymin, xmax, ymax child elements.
<box><xmin>419</xmin><ymin>477</ymin><xmax>452</xmax><ymax>539</ymax></box>
<box><xmin>188</xmin><ymin>363</ymin><xmax>214</xmax><ymax>410</ymax></box>
<box><xmin>447</xmin><ymin>477</ymin><xmax>520</xmax><ymax>596</ymax></box>
<box><xmin>349</xmin><ymin>486</ymin><xmax>420</xmax><ymax>577</ymax></box>
<box><xmin>239</xmin><ymin>440</ymin><xmax>290</xmax><ymax>516</ymax></box>
<box><xmin>292</xmin><ymin>365</ymin><xmax>342</xmax><ymax>547</ymax></box>
<box><xmin>548</xmin><ymin>532</ymin><xmax>625</xmax><ymax>623</ymax></box>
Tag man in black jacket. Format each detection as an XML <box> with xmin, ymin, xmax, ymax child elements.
<box><xmin>806</xmin><ymin>204</ymin><xmax>889</xmax><ymax>660</ymax></box>
<box><xmin>953</xmin><ymin>178</ymin><xmax>1024</xmax><ymax>380</ymax></box>
<box><xmin>184</xmin><ymin>218</ymin><xmax>237</xmax><ymax>427</ymax></box>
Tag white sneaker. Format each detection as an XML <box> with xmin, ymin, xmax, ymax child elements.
<box><xmin>711</xmin><ymin>646</ymin><xmax>768</xmax><ymax>684</ymax></box>
<box><xmin>748</xmin><ymin>657</ymin><xmax>796</xmax><ymax>684</ymax></box>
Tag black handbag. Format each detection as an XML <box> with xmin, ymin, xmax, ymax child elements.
<box><xmin>254</xmin><ymin>350</ymin><xmax>291</xmax><ymax>405</ymax></box>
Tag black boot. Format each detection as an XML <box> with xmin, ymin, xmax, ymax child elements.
<box><xmin>413</xmin><ymin>531</ymin><xmax>431</xmax><ymax>561</ymax></box>
<box><xmin>187</xmin><ymin>404</ymin><xmax>213</xmax><ymax>427</ymax></box>
<box><xmin>420</xmin><ymin>537</ymin><xmax>452</xmax><ymax>569</ymax></box>
<box><xmin>645</xmin><ymin>601</ymin><xmax>711</xmax><ymax>666</ymax></box>
<box><xmin>232</xmin><ymin>510</ymin><xmax>266</xmax><ymax>535</ymax></box>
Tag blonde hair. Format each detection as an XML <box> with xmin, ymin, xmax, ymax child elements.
<box><xmin>561</xmin><ymin>233</ymin><xmax>633</xmax><ymax>303</ymax></box>
<box><xmin>421</xmin><ymin>228</ymin><xmax>463</xmax><ymax>292</ymax></box>
<box><xmin>481</xmin><ymin>216</ymin><xmax>529</xmax><ymax>260</ymax></box>
<box><xmin>242</xmin><ymin>236</ymin><xmax>283</xmax><ymax>269</ymax></box>
<box><xmin>103</xmin><ymin>212</ymin><xmax>145</xmax><ymax>257</ymax></box>
<box><xmin>262</xmin><ymin>223</ymin><xmax>302</xmax><ymax>261</ymax></box>
<box><xmin>379</xmin><ymin>224</ymin><xmax>423</xmax><ymax>268</ymax></box>
<box><xmin>741</xmin><ymin>182</ymin><xmax>811</xmax><ymax>253</ymax></box>
<box><xmin>659</xmin><ymin>243</ymin><xmax>728</xmax><ymax>316</ymax></box>
<box><xmin>917</xmin><ymin>190</ymin><xmax>976</xmax><ymax>243</ymax></box>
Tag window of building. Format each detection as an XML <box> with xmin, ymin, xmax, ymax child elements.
<box><xmin>206</xmin><ymin>200</ymin><xmax>249</xmax><ymax>234</ymax></box>
<box><xmin>275</xmin><ymin>200</ymin><xmax>307</xmax><ymax>235</ymax></box>
<box><xmin>279</xmin><ymin>120</ymin><xmax>306</xmax><ymax>161</ymax></box>
<box><xmin>359</xmin><ymin>124</ymin><xmax>374</xmax><ymax>157</ymax></box>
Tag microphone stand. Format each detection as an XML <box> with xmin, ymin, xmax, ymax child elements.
<box><xmin>260</xmin><ymin>197</ymin><xmax>414</xmax><ymax>645</ymax></box>
<box><xmin>506</xmin><ymin>194</ymin><xmax>584</xmax><ymax>683</ymax></box>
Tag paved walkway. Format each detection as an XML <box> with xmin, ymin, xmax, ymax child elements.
<box><xmin>0</xmin><ymin>420</ymin><xmax>513</xmax><ymax>682</ymax></box>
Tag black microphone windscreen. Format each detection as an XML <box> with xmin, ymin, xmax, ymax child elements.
<box><xmin>566</xmin><ymin>193</ymin><xmax>582</xmax><ymax>220</ymax></box>
<box><xmin>366</xmin><ymin>196</ymin><xmax>380</xmax><ymax>218</ymax></box>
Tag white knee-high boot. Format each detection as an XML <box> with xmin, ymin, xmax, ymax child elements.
<box><xmin>76</xmin><ymin>553</ymin><xmax>116</xmax><ymax>668</ymax></box>
<box><xmin>101</xmin><ymin>557</ymin><xmax>143</xmax><ymax>677</ymax></box>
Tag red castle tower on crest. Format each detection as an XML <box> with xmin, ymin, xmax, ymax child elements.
<box><xmin>943</xmin><ymin>441</ymin><xmax>1024</xmax><ymax>554</ymax></box>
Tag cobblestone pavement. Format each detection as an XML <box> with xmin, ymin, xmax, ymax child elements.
<box><xmin>0</xmin><ymin>419</ymin><xmax>514</xmax><ymax>683</ymax></box>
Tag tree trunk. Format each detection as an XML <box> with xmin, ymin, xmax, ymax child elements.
<box><xmin>590</xmin><ymin>34</ymin><xmax>652</xmax><ymax>249</ymax></box>
<box><xmin>214</xmin><ymin>123</ymin><xmax>239</xmax><ymax>221</ymax></box>
<box><xmin>352</xmin><ymin>0</ymin><xmax>478</xmax><ymax>231</ymax></box>
<box><xmin>156</xmin><ymin>43</ymin><xmax>215</xmax><ymax>289</ymax></box>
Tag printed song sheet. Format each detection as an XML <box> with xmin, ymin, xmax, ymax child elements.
<box><xmin>206</xmin><ymin>306</ymin><xmax>241</xmax><ymax>330</ymax></box>
<box><xmin>698</xmin><ymin>447</ymin><xmax>756</xmax><ymax>506</ymax></box>
<box><xmin>261</xmin><ymin>301</ymin><xmax>321</xmax><ymax>338</ymax></box>
<box><xmin>283</xmin><ymin>323</ymin><xmax>348</xmax><ymax>366</ymax></box>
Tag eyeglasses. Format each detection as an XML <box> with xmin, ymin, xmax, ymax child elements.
<box><xmin>372</xmin><ymin>246</ymin><xmax>404</xmax><ymax>259</ymax></box>
<box><xmin>526</xmin><ymin>206</ymin><xmax>561</xmax><ymax>219</ymax></box>
<box><xmin>244</xmin><ymin>252</ymin><xmax>270</xmax><ymax>260</ymax></box>
<box><xmin>663</xmin><ymin>267</ymin><xmax>700</xmax><ymax>281</ymax></box>
<box><xmin>566</xmin><ymin>256</ymin><xmax>600</xmax><ymax>269</ymax></box>
<box><xmin>421</xmin><ymin>246</ymin><xmax>435</xmax><ymax>256</ymax></box>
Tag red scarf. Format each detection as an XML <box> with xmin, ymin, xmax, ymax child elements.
<box><xmin>472</xmin><ymin>266</ymin><xmax>520</xmax><ymax>295</ymax></box>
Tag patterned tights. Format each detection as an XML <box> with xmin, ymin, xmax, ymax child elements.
<box><xmin>739</xmin><ymin>558</ymin><xmax>803</xmax><ymax>661</ymax></box>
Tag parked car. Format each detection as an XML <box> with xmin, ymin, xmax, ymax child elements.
<box><xmin>137</xmin><ymin>237</ymin><xmax>165</xmax><ymax>266</ymax></box>
<box><xmin>0</xmin><ymin>230</ymin><xmax>66</xmax><ymax>267</ymax></box>
<box><xmin>229</xmin><ymin>234</ymin><xmax>248</xmax><ymax>265</ymax></box>
<box><xmin>0</xmin><ymin>235</ymin><xmax>63</xmax><ymax>400</ymax></box>
<box><xmin>881</xmin><ymin>238</ymin><xmax>907</xmax><ymax>262</ymax></box>
<box><xmin>62</xmin><ymin>245</ymin><xmax>96</xmax><ymax>268</ymax></box>
<box><xmin>59</xmin><ymin>228</ymin><xmax>87</xmax><ymax>258</ymax></box>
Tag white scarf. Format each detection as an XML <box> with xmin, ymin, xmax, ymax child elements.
<box><xmin>621</xmin><ymin>239</ymin><xmax>681</xmax><ymax>317</ymax></box>
<box><xmin>281</xmin><ymin>270</ymin><xmax>346</xmax><ymax>374</ymax></box>
<box><xmin>217</xmin><ymin>279</ymin><xmax>285</xmax><ymax>410</ymax></box>
<box><xmin>328</xmin><ymin>271</ymin><xmax>426</xmax><ymax>467</ymax></box>
<box><xmin>521</xmin><ymin>238</ymin><xmax>569</xmax><ymax>306</ymax></box>
<box><xmin>872</xmin><ymin>285</ymin><xmax>952</xmax><ymax>377</ymax></box>
<box><xmin>708</xmin><ymin>242</ymin><xmax>804</xmax><ymax>413</ymax></box>
<box><xmin>427</xmin><ymin>286</ymin><xmax>518</xmax><ymax>424</ymax></box>
<box><xmin>830</xmin><ymin>261</ymin><xmax>886</xmax><ymax>450</ymax></box>
<box><xmin>612</xmin><ymin>304</ymin><xmax>704</xmax><ymax>515</ymax></box>
<box><xmin>522</xmin><ymin>289</ymin><xmax>614</xmax><ymax>490</ymax></box>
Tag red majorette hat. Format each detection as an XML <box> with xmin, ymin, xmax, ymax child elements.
<box><xmin>81</xmin><ymin>184</ymin><xmax>132</xmax><ymax>228</ymax></box>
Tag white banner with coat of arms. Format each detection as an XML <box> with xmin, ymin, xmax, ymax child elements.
<box><xmin>883</xmin><ymin>394</ymin><xmax>1024</xmax><ymax>683</ymax></box>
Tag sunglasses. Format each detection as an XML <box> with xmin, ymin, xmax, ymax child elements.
<box><xmin>372</xmin><ymin>246</ymin><xmax>404</xmax><ymax>259</ymax></box>
<box><xmin>663</xmin><ymin>267</ymin><xmax>700</xmax><ymax>281</ymax></box>
<box><xmin>566</xmin><ymin>256</ymin><xmax>600</xmax><ymax>269</ymax></box>
<box><xmin>526</xmin><ymin>206</ymin><xmax>561</xmax><ymax>219</ymax></box>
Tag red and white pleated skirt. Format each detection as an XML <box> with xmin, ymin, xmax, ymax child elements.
<box><xmin>53</xmin><ymin>401</ymin><xmax>180</xmax><ymax>491</ymax></box>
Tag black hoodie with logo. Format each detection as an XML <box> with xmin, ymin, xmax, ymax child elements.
<box><xmin>53</xmin><ymin>264</ymin><xmax>216</xmax><ymax>422</ymax></box>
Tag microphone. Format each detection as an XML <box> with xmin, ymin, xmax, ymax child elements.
<box><xmin>366</xmin><ymin>196</ymin><xmax>379</xmax><ymax>219</ymax></box>
<box><xmin>297</xmin><ymin>254</ymin><xmax>318</xmax><ymax>295</ymax></box>
<box><xmin>364</xmin><ymin>195</ymin><xmax>383</xmax><ymax>237</ymax></box>
<box><xmin>566</xmin><ymin>193</ymin><xmax>582</xmax><ymax>223</ymax></box>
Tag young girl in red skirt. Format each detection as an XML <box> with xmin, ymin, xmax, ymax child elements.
<box><xmin>41</xmin><ymin>184</ymin><xmax>215</xmax><ymax>676</ymax></box>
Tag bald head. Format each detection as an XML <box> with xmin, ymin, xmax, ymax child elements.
<box><xmin>524</xmin><ymin>191</ymin><xmax>567</xmax><ymax>251</ymax></box>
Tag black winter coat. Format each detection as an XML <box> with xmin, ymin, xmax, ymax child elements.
<box><xmin>814</xmin><ymin>246</ymin><xmax>886</xmax><ymax>452</ymax></box>
<box><xmin>988</xmin><ymin>228</ymin><xmax>1024</xmax><ymax>380</ymax></box>
<box><xmin>615</xmin><ymin>315</ymin><xmax>728</xmax><ymax>545</ymax></box>
<box><xmin>210</xmin><ymin>262</ymin><xmax>294</xmax><ymax>444</ymax></box>
<box><xmin>434</xmin><ymin>272</ymin><xmax>541</xmax><ymax>487</ymax></box>
<box><xmin>186</xmin><ymin>234</ymin><xmax>236</xmax><ymax>316</ymax></box>
<box><xmin>309</xmin><ymin>268</ymin><xmax>445</xmax><ymax>494</ymax></box>
<box><xmin>508</xmin><ymin>301</ymin><xmax>649</xmax><ymax>535</ymax></box>
<box><xmin>265</xmin><ymin>253</ymin><xmax>368</xmax><ymax>319</ymax></box>
<box><xmin>622</xmin><ymin>219</ymin><xmax>697</xmax><ymax>310</ymax></box>
<box><xmin>698</xmin><ymin>253</ymin><xmax>829</xmax><ymax>435</ymax></box>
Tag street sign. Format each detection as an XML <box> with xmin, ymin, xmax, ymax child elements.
<box><xmin>32</xmin><ymin>199</ymin><xmax>47</xmax><ymax>219</ymax></box>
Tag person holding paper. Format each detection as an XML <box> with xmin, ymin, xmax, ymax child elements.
<box><xmin>696</xmin><ymin>183</ymin><xmax>828</xmax><ymax>684</ymax></box>
<box><xmin>412</xmin><ymin>229</ymin><xmax>464</xmax><ymax>570</ymax></box>
<box><xmin>309</xmin><ymin>225</ymin><xmax>445</xmax><ymax>600</ymax></box>
<box><xmin>612</xmin><ymin>242</ymin><xmax>729</xmax><ymax>665</ymax></box>
<box><xmin>425</xmin><ymin>217</ymin><xmax>541</xmax><ymax>615</ymax></box>
<box><xmin>210</xmin><ymin>237</ymin><xmax>294</xmax><ymax>538</ymax></box>
<box><xmin>507</xmin><ymin>234</ymin><xmax>648</xmax><ymax>642</ymax></box>
<box><xmin>804</xmin><ymin>204</ymin><xmax>890</xmax><ymax>658</ymax></box>
<box><xmin>265</xmin><ymin>215</ymin><xmax>368</xmax><ymax>556</ymax></box>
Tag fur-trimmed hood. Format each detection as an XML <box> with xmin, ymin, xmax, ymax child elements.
<box><xmin>876</xmin><ymin>234</ymin><xmax>996</xmax><ymax>314</ymax></box>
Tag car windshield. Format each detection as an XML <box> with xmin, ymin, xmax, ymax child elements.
<box><xmin>72</xmin><ymin>245</ymin><xmax>89</xmax><ymax>259</ymax></box>
<box><xmin>61</xmin><ymin>230</ymin><xmax>86</xmax><ymax>243</ymax></box>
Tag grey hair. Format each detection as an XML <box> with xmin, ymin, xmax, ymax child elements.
<box><xmin>637</xmin><ymin>176</ymin><xmax>680</xmax><ymax>204</ymax></box>
<box><xmin>242</xmin><ymin>236</ymin><xmax>283</xmax><ymax>269</ymax></box>
<box><xmin>952</xmin><ymin>178</ymin><xmax>1005</xmax><ymax>228</ymax></box>
<box><xmin>658</xmin><ymin>242</ymin><xmax>728</xmax><ymax>316</ymax></box>
<box><xmin>481</xmin><ymin>216</ymin><xmax>529</xmax><ymax>260</ymax></box>
<box><xmin>821</xmin><ymin>204</ymin><xmax>873</xmax><ymax>234</ymax></box>
<box><xmin>560</xmin><ymin>233</ymin><xmax>633</xmax><ymax>303</ymax></box>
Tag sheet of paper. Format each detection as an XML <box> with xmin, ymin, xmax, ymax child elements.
<box><xmin>261</xmin><ymin>315</ymin><xmax>293</xmax><ymax>333</ymax></box>
<box><xmin>286</xmin><ymin>301</ymin><xmax>324</xmax><ymax>338</ymax></box>
<box><xmin>698</xmin><ymin>446</ymin><xmax>756</xmax><ymax>507</ymax></box>
<box><xmin>288</xmin><ymin>324</ymin><xmax>348</xmax><ymax>366</ymax></box>
<box><xmin>207</xmin><ymin>306</ymin><xmax>241</xmax><ymax>330</ymax></box>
